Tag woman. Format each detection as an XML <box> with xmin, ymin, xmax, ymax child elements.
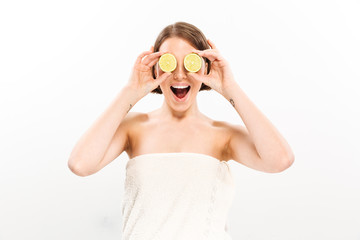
<box><xmin>68</xmin><ymin>21</ymin><xmax>294</xmax><ymax>239</ymax></box>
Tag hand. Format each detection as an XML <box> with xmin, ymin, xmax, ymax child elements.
<box><xmin>126</xmin><ymin>46</ymin><xmax>171</xmax><ymax>99</ymax></box>
<box><xmin>187</xmin><ymin>39</ymin><xmax>237</xmax><ymax>97</ymax></box>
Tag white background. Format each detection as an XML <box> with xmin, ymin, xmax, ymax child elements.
<box><xmin>1</xmin><ymin>0</ymin><xmax>359</xmax><ymax>239</ymax></box>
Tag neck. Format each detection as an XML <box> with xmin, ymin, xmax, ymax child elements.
<box><xmin>159</xmin><ymin>99</ymin><xmax>201</xmax><ymax>122</ymax></box>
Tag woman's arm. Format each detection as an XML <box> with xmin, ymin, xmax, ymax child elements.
<box><xmin>189</xmin><ymin>39</ymin><xmax>293</xmax><ymax>173</ymax></box>
<box><xmin>224</xmin><ymin>82</ymin><xmax>294</xmax><ymax>173</ymax></box>
<box><xmin>68</xmin><ymin>47</ymin><xmax>171</xmax><ymax>176</ymax></box>
<box><xmin>67</xmin><ymin>86</ymin><xmax>139</xmax><ymax>176</ymax></box>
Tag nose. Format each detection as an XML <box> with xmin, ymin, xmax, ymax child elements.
<box><xmin>173</xmin><ymin>62</ymin><xmax>187</xmax><ymax>80</ymax></box>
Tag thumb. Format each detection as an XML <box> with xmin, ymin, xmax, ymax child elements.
<box><xmin>154</xmin><ymin>72</ymin><xmax>171</xmax><ymax>85</ymax></box>
<box><xmin>187</xmin><ymin>72</ymin><xmax>202</xmax><ymax>83</ymax></box>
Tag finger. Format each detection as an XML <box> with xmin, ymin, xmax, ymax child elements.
<box><xmin>208</xmin><ymin>39</ymin><xmax>217</xmax><ymax>49</ymax></box>
<box><xmin>146</xmin><ymin>56</ymin><xmax>161</xmax><ymax>68</ymax></box>
<box><xmin>142</xmin><ymin>51</ymin><xmax>163</xmax><ymax>65</ymax></box>
<box><xmin>155</xmin><ymin>72</ymin><xmax>171</xmax><ymax>84</ymax></box>
<box><xmin>191</xmin><ymin>49</ymin><xmax>210</xmax><ymax>61</ymax></box>
<box><xmin>135</xmin><ymin>50</ymin><xmax>153</xmax><ymax>65</ymax></box>
<box><xmin>187</xmin><ymin>72</ymin><xmax>205</xmax><ymax>85</ymax></box>
<box><xmin>195</xmin><ymin>50</ymin><xmax>221</xmax><ymax>62</ymax></box>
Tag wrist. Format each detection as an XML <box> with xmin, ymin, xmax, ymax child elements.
<box><xmin>222</xmin><ymin>79</ymin><xmax>239</xmax><ymax>98</ymax></box>
<box><xmin>120</xmin><ymin>85</ymin><xmax>142</xmax><ymax>104</ymax></box>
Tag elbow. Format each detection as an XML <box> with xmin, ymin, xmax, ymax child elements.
<box><xmin>267</xmin><ymin>153</ymin><xmax>295</xmax><ymax>173</ymax></box>
<box><xmin>276</xmin><ymin>153</ymin><xmax>295</xmax><ymax>173</ymax></box>
<box><xmin>68</xmin><ymin>159</ymin><xmax>90</xmax><ymax>177</ymax></box>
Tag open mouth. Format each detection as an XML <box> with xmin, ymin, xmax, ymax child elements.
<box><xmin>170</xmin><ymin>86</ymin><xmax>191</xmax><ymax>100</ymax></box>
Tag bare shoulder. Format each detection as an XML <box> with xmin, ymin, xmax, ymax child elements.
<box><xmin>120</xmin><ymin>111</ymin><xmax>139</xmax><ymax>127</ymax></box>
<box><xmin>213</xmin><ymin>121</ymin><xmax>248</xmax><ymax>161</ymax></box>
<box><xmin>124</xmin><ymin>111</ymin><xmax>149</xmax><ymax>128</ymax></box>
<box><xmin>121</xmin><ymin>111</ymin><xmax>146</xmax><ymax>132</ymax></box>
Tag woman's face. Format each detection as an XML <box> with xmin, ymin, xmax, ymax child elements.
<box><xmin>155</xmin><ymin>37</ymin><xmax>208</xmax><ymax>108</ymax></box>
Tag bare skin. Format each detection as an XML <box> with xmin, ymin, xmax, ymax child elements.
<box><xmin>125</xmin><ymin>37</ymin><xmax>232</xmax><ymax>161</ymax></box>
<box><xmin>124</xmin><ymin>37</ymin><xmax>294</xmax><ymax>172</ymax></box>
<box><xmin>125</xmin><ymin>110</ymin><xmax>233</xmax><ymax>162</ymax></box>
<box><xmin>68</xmin><ymin>37</ymin><xmax>294</xmax><ymax>177</ymax></box>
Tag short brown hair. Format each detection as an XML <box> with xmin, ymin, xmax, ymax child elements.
<box><xmin>151</xmin><ymin>21</ymin><xmax>212</xmax><ymax>94</ymax></box>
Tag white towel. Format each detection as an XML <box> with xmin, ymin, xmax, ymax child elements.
<box><xmin>121</xmin><ymin>152</ymin><xmax>236</xmax><ymax>240</ymax></box>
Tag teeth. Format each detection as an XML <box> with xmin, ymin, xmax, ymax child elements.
<box><xmin>172</xmin><ymin>85</ymin><xmax>189</xmax><ymax>89</ymax></box>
